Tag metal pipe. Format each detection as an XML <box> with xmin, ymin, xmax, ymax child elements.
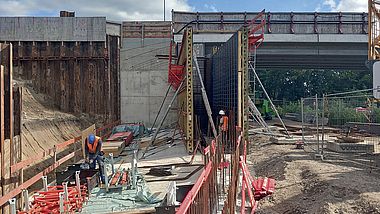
<box><xmin>104</xmin><ymin>164</ymin><xmax>109</xmax><ymax>192</ymax></box>
<box><xmin>110</xmin><ymin>153</ymin><xmax>115</xmax><ymax>175</ymax></box>
<box><xmin>63</xmin><ymin>182</ymin><xmax>69</xmax><ymax>211</ymax></box>
<box><xmin>22</xmin><ymin>189</ymin><xmax>29</xmax><ymax>211</ymax></box>
<box><xmin>193</xmin><ymin>50</ymin><xmax>217</xmax><ymax>138</ymax></box>
<box><xmin>132</xmin><ymin>150</ymin><xmax>137</xmax><ymax>189</ymax></box>
<box><xmin>249</xmin><ymin>63</ymin><xmax>290</xmax><ymax>137</ymax></box>
<box><xmin>151</xmin><ymin>83</ymin><xmax>171</xmax><ymax>130</ymax></box>
<box><xmin>59</xmin><ymin>192</ymin><xmax>65</xmax><ymax>214</ymax></box>
<box><xmin>322</xmin><ymin>94</ymin><xmax>325</xmax><ymax>155</ymax></box>
<box><xmin>42</xmin><ymin>176</ymin><xmax>48</xmax><ymax>191</ymax></box>
<box><xmin>9</xmin><ymin>198</ymin><xmax>16</xmax><ymax>214</ymax></box>
<box><xmin>300</xmin><ymin>98</ymin><xmax>304</xmax><ymax>144</ymax></box>
<box><xmin>316</xmin><ymin>94</ymin><xmax>319</xmax><ymax>154</ymax></box>
<box><xmin>75</xmin><ymin>171</ymin><xmax>81</xmax><ymax>197</ymax></box>
<box><xmin>141</xmin><ymin>75</ymin><xmax>188</xmax><ymax>159</ymax></box>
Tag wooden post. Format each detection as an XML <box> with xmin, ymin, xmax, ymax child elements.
<box><xmin>18</xmin><ymin>88</ymin><xmax>23</xmax><ymax>209</ymax></box>
<box><xmin>82</xmin><ymin>125</ymin><xmax>96</xmax><ymax>159</ymax></box>
<box><xmin>54</xmin><ymin>145</ymin><xmax>57</xmax><ymax>181</ymax></box>
<box><xmin>9</xmin><ymin>43</ymin><xmax>14</xmax><ymax>189</ymax></box>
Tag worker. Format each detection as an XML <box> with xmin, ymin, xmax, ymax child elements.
<box><xmin>219</xmin><ymin>110</ymin><xmax>229</xmax><ymax>148</ymax></box>
<box><xmin>85</xmin><ymin>134</ymin><xmax>105</xmax><ymax>182</ymax></box>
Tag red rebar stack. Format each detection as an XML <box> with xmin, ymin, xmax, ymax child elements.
<box><xmin>18</xmin><ymin>185</ymin><xmax>88</xmax><ymax>214</ymax></box>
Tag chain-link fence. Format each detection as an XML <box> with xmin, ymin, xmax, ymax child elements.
<box><xmin>322</xmin><ymin>90</ymin><xmax>380</xmax><ymax>168</ymax></box>
<box><xmin>301</xmin><ymin>90</ymin><xmax>380</xmax><ymax>169</ymax></box>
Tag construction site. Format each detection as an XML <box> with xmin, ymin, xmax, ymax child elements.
<box><xmin>0</xmin><ymin>2</ymin><xmax>380</xmax><ymax>214</ymax></box>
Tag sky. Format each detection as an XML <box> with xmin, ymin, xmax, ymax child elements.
<box><xmin>0</xmin><ymin>0</ymin><xmax>368</xmax><ymax>21</ymax></box>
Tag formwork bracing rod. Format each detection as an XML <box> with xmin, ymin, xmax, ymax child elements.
<box><xmin>193</xmin><ymin>50</ymin><xmax>218</xmax><ymax>138</ymax></box>
<box><xmin>249</xmin><ymin>62</ymin><xmax>290</xmax><ymax>137</ymax></box>
<box><xmin>141</xmin><ymin>76</ymin><xmax>188</xmax><ymax>159</ymax></box>
<box><xmin>151</xmin><ymin>83</ymin><xmax>172</xmax><ymax>131</ymax></box>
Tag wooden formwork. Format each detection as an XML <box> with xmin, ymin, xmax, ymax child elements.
<box><xmin>0</xmin><ymin>43</ymin><xmax>23</xmax><ymax>213</ymax></box>
<box><xmin>11</xmin><ymin>36</ymin><xmax>120</xmax><ymax>126</ymax></box>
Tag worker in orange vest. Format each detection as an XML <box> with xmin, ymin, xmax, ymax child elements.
<box><xmin>85</xmin><ymin>134</ymin><xmax>105</xmax><ymax>182</ymax></box>
<box><xmin>219</xmin><ymin>110</ymin><xmax>228</xmax><ymax>147</ymax></box>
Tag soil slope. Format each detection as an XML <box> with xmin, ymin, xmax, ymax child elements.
<box><xmin>14</xmin><ymin>79</ymin><xmax>105</xmax><ymax>190</ymax></box>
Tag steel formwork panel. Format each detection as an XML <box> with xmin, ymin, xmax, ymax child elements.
<box><xmin>212</xmin><ymin>30</ymin><xmax>239</xmax><ymax>115</ymax></box>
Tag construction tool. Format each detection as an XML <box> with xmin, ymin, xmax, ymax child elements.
<box><xmin>193</xmin><ymin>50</ymin><xmax>218</xmax><ymax>138</ymax></box>
<box><xmin>295</xmin><ymin>142</ymin><xmax>304</xmax><ymax>149</ymax></box>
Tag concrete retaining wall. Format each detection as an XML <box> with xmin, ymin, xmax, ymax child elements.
<box><xmin>120</xmin><ymin>38</ymin><xmax>177</xmax><ymax>127</ymax></box>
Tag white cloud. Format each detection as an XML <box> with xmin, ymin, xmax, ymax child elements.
<box><xmin>210</xmin><ymin>5</ymin><xmax>217</xmax><ymax>12</ymax></box>
<box><xmin>332</xmin><ymin>0</ymin><xmax>367</xmax><ymax>12</ymax></box>
<box><xmin>323</xmin><ymin>0</ymin><xmax>336</xmax><ymax>8</ymax></box>
<box><xmin>0</xmin><ymin>0</ymin><xmax>194</xmax><ymax>21</ymax></box>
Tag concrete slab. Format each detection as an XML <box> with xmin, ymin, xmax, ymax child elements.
<box><xmin>326</xmin><ymin>140</ymin><xmax>375</xmax><ymax>153</ymax></box>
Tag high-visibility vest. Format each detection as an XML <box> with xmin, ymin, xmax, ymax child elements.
<box><xmin>87</xmin><ymin>136</ymin><xmax>103</xmax><ymax>154</ymax></box>
<box><xmin>221</xmin><ymin>116</ymin><xmax>228</xmax><ymax>131</ymax></box>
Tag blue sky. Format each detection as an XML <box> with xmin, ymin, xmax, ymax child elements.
<box><xmin>0</xmin><ymin>0</ymin><xmax>368</xmax><ymax>21</ymax></box>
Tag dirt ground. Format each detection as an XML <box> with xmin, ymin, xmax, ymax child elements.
<box><xmin>248</xmin><ymin>132</ymin><xmax>380</xmax><ymax>214</ymax></box>
<box><xmin>13</xmin><ymin>79</ymin><xmax>106</xmax><ymax>190</ymax></box>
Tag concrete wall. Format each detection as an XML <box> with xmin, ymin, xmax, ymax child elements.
<box><xmin>120</xmin><ymin>38</ymin><xmax>177</xmax><ymax>127</ymax></box>
<box><xmin>0</xmin><ymin>17</ymin><xmax>106</xmax><ymax>41</ymax></box>
<box><xmin>172</xmin><ymin>11</ymin><xmax>367</xmax><ymax>34</ymax></box>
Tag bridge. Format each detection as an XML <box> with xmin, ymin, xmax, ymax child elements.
<box><xmin>173</xmin><ymin>11</ymin><xmax>368</xmax><ymax>70</ymax></box>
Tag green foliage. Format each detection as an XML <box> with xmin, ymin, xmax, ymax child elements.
<box><xmin>254</xmin><ymin>69</ymin><xmax>371</xmax><ymax>101</ymax></box>
<box><xmin>325</xmin><ymin>98</ymin><xmax>377</xmax><ymax>126</ymax></box>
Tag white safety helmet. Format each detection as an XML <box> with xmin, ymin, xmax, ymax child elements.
<box><xmin>219</xmin><ymin>110</ymin><xmax>225</xmax><ymax>115</ymax></box>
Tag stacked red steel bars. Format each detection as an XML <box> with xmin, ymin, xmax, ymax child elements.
<box><xmin>18</xmin><ymin>184</ymin><xmax>88</xmax><ymax>214</ymax></box>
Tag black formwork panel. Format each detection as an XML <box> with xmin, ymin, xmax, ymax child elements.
<box><xmin>193</xmin><ymin>58</ymin><xmax>209</xmax><ymax>134</ymax></box>
<box><xmin>212</xmin><ymin>31</ymin><xmax>239</xmax><ymax>121</ymax></box>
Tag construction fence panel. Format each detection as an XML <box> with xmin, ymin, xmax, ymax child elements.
<box><xmin>301</xmin><ymin>96</ymin><xmax>324</xmax><ymax>153</ymax></box>
<box><xmin>322</xmin><ymin>92</ymin><xmax>380</xmax><ymax>168</ymax></box>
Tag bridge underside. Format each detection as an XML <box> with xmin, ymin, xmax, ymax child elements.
<box><xmin>255</xmin><ymin>42</ymin><xmax>368</xmax><ymax>70</ymax></box>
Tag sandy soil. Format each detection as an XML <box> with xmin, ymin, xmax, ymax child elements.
<box><xmin>13</xmin><ymin>79</ymin><xmax>106</xmax><ymax>190</ymax></box>
<box><xmin>247</xmin><ymin>132</ymin><xmax>380</xmax><ymax>214</ymax></box>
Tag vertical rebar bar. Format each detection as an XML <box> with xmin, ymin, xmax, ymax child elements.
<box><xmin>322</xmin><ymin>94</ymin><xmax>325</xmax><ymax>155</ymax></box>
<box><xmin>316</xmin><ymin>94</ymin><xmax>319</xmax><ymax>154</ymax></box>
<box><xmin>301</xmin><ymin>98</ymin><xmax>304</xmax><ymax>143</ymax></box>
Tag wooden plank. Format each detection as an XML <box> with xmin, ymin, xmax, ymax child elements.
<box><xmin>103</xmin><ymin>141</ymin><xmax>124</xmax><ymax>147</ymax></box>
<box><xmin>82</xmin><ymin>124</ymin><xmax>96</xmax><ymax>158</ymax></box>
<box><xmin>9</xmin><ymin>43</ymin><xmax>14</xmax><ymax>192</ymax></box>
<box><xmin>104</xmin><ymin>208</ymin><xmax>156</xmax><ymax>214</ymax></box>
<box><xmin>103</xmin><ymin>147</ymin><xmax>121</xmax><ymax>157</ymax></box>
